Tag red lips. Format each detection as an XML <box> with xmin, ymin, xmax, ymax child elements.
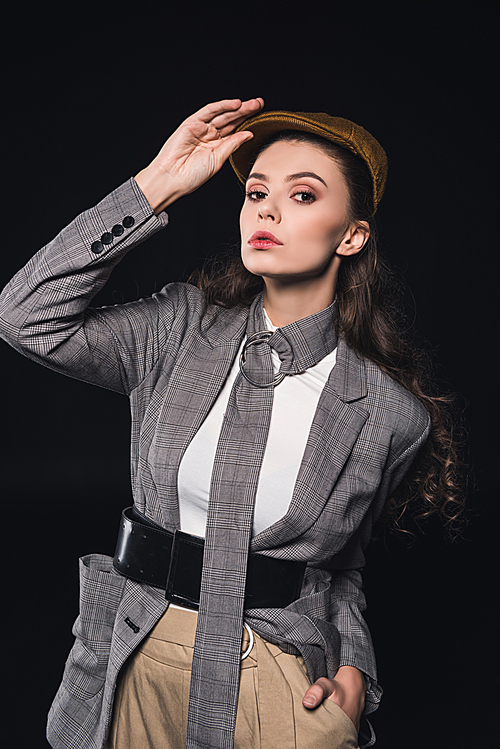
<box><xmin>248</xmin><ymin>231</ymin><xmax>283</xmax><ymax>248</ymax></box>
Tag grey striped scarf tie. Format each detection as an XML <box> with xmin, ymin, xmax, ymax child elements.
<box><xmin>186</xmin><ymin>294</ymin><xmax>338</xmax><ymax>749</ymax></box>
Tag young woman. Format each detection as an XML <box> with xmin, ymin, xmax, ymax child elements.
<box><xmin>0</xmin><ymin>99</ymin><xmax>463</xmax><ymax>749</ymax></box>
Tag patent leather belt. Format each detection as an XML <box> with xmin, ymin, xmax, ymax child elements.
<box><xmin>113</xmin><ymin>506</ymin><xmax>306</xmax><ymax>611</ymax></box>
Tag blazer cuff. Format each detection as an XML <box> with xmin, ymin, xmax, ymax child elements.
<box><xmin>75</xmin><ymin>177</ymin><xmax>169</xmax><ymax>264</ymax></box>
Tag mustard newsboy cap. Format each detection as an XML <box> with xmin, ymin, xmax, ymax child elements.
<box><xmin>230</xmin><ymin>110</ymin><xmax>388</xmax><ymax>211</ymax></box>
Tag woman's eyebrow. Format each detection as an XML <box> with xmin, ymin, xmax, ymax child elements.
<box><xmin>285</xmin><ymin>171</ymin><xmax>327</xmax><ymax>187</ymax></box>
<box><xmin>247</xmin><ymin>172</ymin><xmax>268</xmax><ymax>182</ymax></box>
<box><xmin>246</xmin><ymin>171</ymin><xmax>327</xmax><ymax>187</ymax></box>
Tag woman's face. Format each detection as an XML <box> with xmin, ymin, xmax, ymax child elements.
<box><xmin>240</xmin><ymin>140</ymin><xmax>362</xmax><ymax>288</ymax></box>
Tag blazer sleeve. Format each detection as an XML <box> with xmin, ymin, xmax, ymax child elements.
<box><xmin>0</xmin><ymin>178</ymin><xmax>175</xmax><ymax>395</ymax></box>
<box><xmin>330</xmin><ymin>411</ymin><xmax>431</xmax><ymax>713</ymax></box>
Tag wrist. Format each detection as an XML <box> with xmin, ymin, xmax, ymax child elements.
<box><xmin>134</xmin><ymin>164</ymin><xmax>183</xmax><ymax>214</ymax></box>
<box><xmin>335</xmin><ymin>666</ymin><xmax>366</xmax><ymax>692</ymax></box>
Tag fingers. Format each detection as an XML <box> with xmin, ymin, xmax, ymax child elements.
<box><xmin>195</xmin><ymin>98</ymin><xmax>264</xmax><ymax>129</ymax></box>
<box><xmin>211</xmin><ymin>98</ymin><xmax>264</xmax><ymax>131</ymax></box>
<box><xmin>195</xmin><ymin>98</ymin><xmax>245</xmax><ymax>121</ymax></box>
<box><xmin>209</xmin><ymin>130</ymin><xmax>254</xmax><ymax>169</ymax></box>
<box><xmin>211</xmin><ymin>98</ymin><xmax>264</xmax><ymax>143</ymax></box>
<box><xmin>216</xmin><ymin>117</ymin><xmax>257</xmax><ymax>139</ymax></box>
<box><xmin>302</xmin><ymin>677</ymin><xmax>334</xmax><ymax>709</ymax></box>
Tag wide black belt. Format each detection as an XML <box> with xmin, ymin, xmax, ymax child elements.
<box><xmin>113</xmin><ymin>506</ymin><xmax>306</xmax><ymax>611</ymax></box>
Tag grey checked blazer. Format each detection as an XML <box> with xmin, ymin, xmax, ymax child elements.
<box><xmin>0</xmin><ymin>178</ymin><xmax>431</xmax><ymax>749</ymax></box>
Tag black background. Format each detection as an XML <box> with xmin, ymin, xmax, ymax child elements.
<box><xmin>3</xmin><ymin>2</ymin><xmax>496</xmax><ymax>747</ymax></box>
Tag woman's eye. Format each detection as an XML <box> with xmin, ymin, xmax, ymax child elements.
<box><xmin>246</xmin><ymin>190</ymin><xmax>267</xmax><ymax>201</ymax></box>
<box><xmin>292</xmin><ymin>190</ymin><xmax>316</xmax><ymax>203</ymax></box>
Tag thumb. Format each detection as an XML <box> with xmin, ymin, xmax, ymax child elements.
<box><xmin>302</xmin><ymin>678</ymin><xmax>333</xmax><ymax>709</ymax></box>
<box><xmin>217</xmin><ymin>131</ymin><xmax>254</xmax><ymax>163</ymax></box>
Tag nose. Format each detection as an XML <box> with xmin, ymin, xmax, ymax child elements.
<box><xmin>258</xmin><ymin>197</ymin><xmax>281</xmax><ymax>223</ymax></box>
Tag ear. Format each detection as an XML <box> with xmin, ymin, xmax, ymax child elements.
<box><xmin>336</xmin><ymin>221</ymin><xmax>370</xmax><ymax>257</ymax></box>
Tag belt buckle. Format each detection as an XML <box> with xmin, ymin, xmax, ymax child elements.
<box><xmin>165</xmin><ymin>530</ymin><xmax>204</xmax><ymax>611</ymax></box>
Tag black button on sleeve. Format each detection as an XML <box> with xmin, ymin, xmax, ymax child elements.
<box><xmin>101</xmin><ymin>232</ymin><xmax>113</xmax><ymax>245</ymax></box>
<box><xmin>91</xmin><ymin>240</ymin><xmax>104</xmax><ymax>254</ymax></box>
<box><xmin>112</xmin><ymin>224</ymin><xmax>125</xmax><ymax>237</ymax></box>
<box><xmin>122</xmin><ymin>216</ymin><xmax>135</xmax><ymax>228</ymax></box>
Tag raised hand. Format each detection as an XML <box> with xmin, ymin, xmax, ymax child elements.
<box><xmin>135</xmin><ymin>98</ymin><xmax>264</xmax><ymax>214</ymax></box>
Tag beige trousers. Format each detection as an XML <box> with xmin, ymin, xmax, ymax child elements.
<box><xmin>106</xmin><ymin>606</ymin><xmax>359</xmax><ymax>749</ymax></box>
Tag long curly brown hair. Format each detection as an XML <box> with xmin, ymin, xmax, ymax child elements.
<box><xmin>191</xmin><ymin>130</ymin><xmax>467</xmax><ymax>539</ymax></box>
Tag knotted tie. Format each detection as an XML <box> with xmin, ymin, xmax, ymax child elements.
<box><xmin>185</xmin><ymin>294</ymin><xmax>338</xmax><ymax>749</ymax></box>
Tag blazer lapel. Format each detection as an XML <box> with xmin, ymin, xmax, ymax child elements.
<box><xmin>144</xmin><ymin>305</ymin><xmax>248</xmax><ymax>529</ymax></box>
<box><xmin>251</xmin><ymin>338</ymin><xmax>369</xmax><ymax>551</ymax></box>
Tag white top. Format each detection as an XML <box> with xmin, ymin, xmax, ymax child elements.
<box><xmin>177</xmin><ymin>310</ymin><xmax>337</xmax><ymax>538</ymax></box>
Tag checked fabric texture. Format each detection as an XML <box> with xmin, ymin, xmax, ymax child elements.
<box><xmin>186</xmin><ymin>302</ymin><xmax>339</xmax><ymax>749</ymax></box>
<box><xmin>0</xmin><ymin>179</ymin><xmax>432</xmax><ymax>749</ymax></box>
